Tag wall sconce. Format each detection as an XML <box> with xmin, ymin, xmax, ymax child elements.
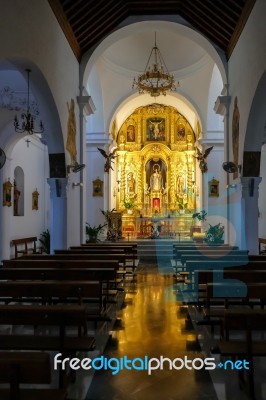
<box><xmin>226</xmin><ymin>183</ymin><xmax>237</xmax><ymax>189</ymax></box>
<box><xmin>72</xmin><ymin>182</ymin><xmax>83</xmax><ymax>188</ymax></box>
<box><xmin>67</xmin><ymin>162</ymin><xmax>85</xmax><ymax>174</ymax></box>
<box><xmin>222</xmin><ymin>161</ymin><xmax>242</xmax><ymax>174</ymax></box>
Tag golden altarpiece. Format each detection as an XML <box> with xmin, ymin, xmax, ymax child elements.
<box><xmin>114</xmin><ymin>104</ymin><xmax>197</xmax><ymax>238</ymax></box>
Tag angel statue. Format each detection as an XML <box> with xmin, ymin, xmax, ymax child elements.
<box><xmin>97</xmin><ymin>147</ymin><xmax>117</xmax><ymax>173</ymax></box>
<box><xmin>194</xmin><ymin>146</ymin><xmax>213</xmax><ymax>173</ymax></box>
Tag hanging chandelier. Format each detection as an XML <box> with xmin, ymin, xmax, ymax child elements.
<box><xmin>132</xmin><ymin>33</ymin><xmax>176</xmax><ymax>98</ymax></box>
<box><xmin>14</xmin><ymin>69</ymin><xmax>44</xmax><ymax>135</ymax></box>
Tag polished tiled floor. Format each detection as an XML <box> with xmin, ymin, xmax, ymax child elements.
<box><xmin>85</xmin><ymin>264</ymin><xmax>219</xmax><ymax>400</ymax></box>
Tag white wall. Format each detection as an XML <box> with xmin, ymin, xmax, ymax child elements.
<box><xmin>0</xmin><ymin>0</ymin><xmax>83</xmax><ymax>252</ymax></box>
<box><xmin>227</xmin><ymin>0</ymin><xmax>266</xmax><ymax>248</ymax></box>
<box><xmin>3</xmin><ymin>136</ymin><xmax>49</xmax><ymax>258</ymax></box>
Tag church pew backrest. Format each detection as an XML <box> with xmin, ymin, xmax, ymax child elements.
<box><xmin>0</xmin><ymin>351</ymin><xmax>66</xmax><ymax>400</ymax></box>
<box><xmin>0</xmin><ymin>281</ymin><xmax>105</xmax><ymax>315</ymax></box>
<box><xmin>2</xmin><ymin>259</ymin><xmax>120</xmax><ymax>269</ymax></box>
<box><xmin>11</xmin><ymin>237</ymin><xmax>40</xmax><ymax>259</ymax></box>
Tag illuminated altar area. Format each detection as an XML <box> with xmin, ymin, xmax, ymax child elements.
<box><xmin>113</xmin><ymin>103</ymin><xmax>198</xmax><ymax>238</ymax></box>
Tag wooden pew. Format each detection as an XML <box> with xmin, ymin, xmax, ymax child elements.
<box><xmin>0</xmin><ymin>267</ymin><xmax>119</xmax><ymax>303</ymax></box>
<box><xmin>179</xmin><ymin>251</ymin><xmax>249</xmax><ymax>267</ymax></box>
<box><xmin>203</xmin><ymin>282</ymin><xmax>266</xmax><ymax>321</ymax></box>
<box><xmin>214</xmin><ymin>309</ymin><xmax>266</xmax><ymax>398</ymax></box>
<box><xmin>11</xmin><ymin>237</ymin><xmax>41</xmax><ymax>259</ymax></box>
<box><xmin>0</xmin><ymin>304</ymin><xmax>95</xmax><ymax>389</ymax></box>
<box><xmin>0</xmin><ymin>280</ymin><xmax>107</xmax><ymax>321</ymax></box>
<box><xmin>0</xmin><ymin>351</ymin><xmax>66</xmax><ymax>400</ymax></box>
<box><xmin>54</xmin><ymin>249</ymin><xmax>139</xmax><ymax>271</ymax></box>
<box><xmin>2</xmin><ymin>258</ymin><xmax>126</xmax><ymax>282</ymax></box>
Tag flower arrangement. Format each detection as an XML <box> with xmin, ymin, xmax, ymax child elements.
<box><xmin>205</xmin><ymin>223</ymin><xmax>224</xmax><ymax>244</ymax></box>
<box><xmin>123</xmin><ymin>199</ymin><xmax>135</xmax><ymax>209</ymax></box>
<box><xmin>192</xmin><ymin>210</ymin><xmax>207</xmax><ymax>222</ymax></box>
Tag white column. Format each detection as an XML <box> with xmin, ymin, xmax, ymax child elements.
<box><xmin>47</xmin><ymin>178</ymin><xmax>68</xmax><ymax>253</ymax></box>
<box><xmin>77</xmin><ymin>91</ymin><xmax>96</xmax><ymax>244</ymax></box>
<box><xmin>241</xmin><ymin>176</ymin><xmax>262</xmax><ymax>254</ymax></box>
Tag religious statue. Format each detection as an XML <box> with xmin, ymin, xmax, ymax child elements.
<box><xmin>127</xmin><ymin>172</ymin><xmax>136</xmax><ymax>195</ymax></box>
<box><xmin>176</xmin><ymin>172</ymin><xmax>186</xmax><ymax>194</ymax></box>
<box><xmin>150</xmin><ymin>165</ymin><xmax>163</xmax><ymax>191</ymax></box>
<box><xmin>97</xmin><ymin>147</ymin><xmax>117</xmax><ymax>173</ymax></box>
<box><xmin>66</xmin><ymin>99</ymin><xmax>77</xmax><ymax>165</ymax></box>
<box><xmin>194</xmin><ymin>146</ymin><xmax>213</xmax><ymax>173</ymax></box>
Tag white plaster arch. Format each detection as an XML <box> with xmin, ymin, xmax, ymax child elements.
<box><xmin>108</xmin><ymin>91</ymin><xmax>202</xmax><ymax>137</ymax></box>
<box><xmin>81</xmin><ymin>20</ymin><xmax>227</xmax><ymax>86</ymax></box>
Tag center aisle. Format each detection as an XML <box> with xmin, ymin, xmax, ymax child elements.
<box><xmin>86</xmin><ymin>264</ymin><xmax>218</xmax><ymax>400</ymax></box>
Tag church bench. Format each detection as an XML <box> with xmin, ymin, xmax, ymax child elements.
<box><xmin>70</xmin><ymin>244</ymin><xmax>139</xmax><ymax>270</ymax></box>
<box><xmin>11</xmin><ymin>237</ymin><xmax>41</xmax><ymax>259</ymax></box>
<box><xmin>0</xmin><ymin>351</ymin><xmax>66</xmax><ymax>400</ymax></box>
<box><xmin>179</xmin><ymin>251</ymin><xmax>249</xmax><ymax>267</ymax></box>
<box><xmin>212</xmin><ymin>309</ymin><xmax>266</xmax><ymax>399</ymax></box>
<box><xmin>180</xmin><ymin>266</ymin><xmax>266</xmax><ymax>307</ymax></box>
<box><xmin>0</xmin><ymin>280</ymin><xmax>108</xmax><ymax>321</ymax></box>
<box><xmin>202</xmin><ymin>282</ymin><xmax>266</xmax><ymax>323</ymax></box>
<box><xmin>184</xmin><ymin>259</ymin><xmax>266</xmax><ymax>280</ymax></box>
<box><xmin>3</xmin><ymin>258</ymin><xmax>127</xmax><ymax>281</ymax></box>
<box><xmin>54</xmin><ymin>248</ymin><xmax>139</xmax><ymax>271</ymax></box>
<box><xmin>197</xmin><ymin>269</ymin><xmax>266</xmax><ymax>287</ymax></box>
<box><xmin>0</xmin><ymin>304</ymin><xmax>96</xmax><ymax>389</ymax></box>
<box><xmin>0</xmin><ymin>267</ymin><xmax>120</xmax><ymax>303</ymax></box>
<box><xmin>25</xmin><ymin>253</ymin><xmax>132</xmax><ymax>277</ymax></box>
<box><xmin>173</xmin><ymin>246</ymin><xmax>241</xmax><ymax>263</ymax></box>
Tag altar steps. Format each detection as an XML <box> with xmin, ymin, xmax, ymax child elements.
<box><xmin>137</xmin><ymin>240</ymin><xmax>176</xmax><ymax>263</ymax></box>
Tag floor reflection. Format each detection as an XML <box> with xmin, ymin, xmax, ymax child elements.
<box><xmin>86</xmin><ymin>266</ymin><xmax>218</xmax><ymax>400</ymax></box>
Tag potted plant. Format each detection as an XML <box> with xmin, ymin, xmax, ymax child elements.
<box><xmin>85</xmin><ymin>223</ymin><xmax>106</xmax><ymax>243</ymax></box>
<box><xmin>100</xmin><ymin>208</ymin><xmax>120</xmax><ymax>241</ymax></box>
<box><xmin>123</xmin><ymin>198</ymin><xmax>135</xmax><ymax>214</ymax></box>
<box><xmin>205</xmin><ymin>223</ymin><xmax>224</xmax><ymax>244</ymax></box>
<box><xmin>39</xmin><ymin>229</ymin><xmax>50</xmax><ymax>254</ymax></box>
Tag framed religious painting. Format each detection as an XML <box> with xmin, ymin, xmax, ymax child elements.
<box><xmin>208</xmin><ymin>177</ymin><xmax>219</xmax><ymax>197</ymax></box>
<box><xmin>126</xmin><ymin>124</ymin><xmax>135</xmax><ymax>142</ymax></box>
<box><xmin>32</xmin><ymin>189</ymin><xmax>39</xmax><ymax>210</ymax></box>
<box><xmin>146</xmin><ymin>118</ymin><xmax>165</xmax><ymax>141</ymax></box>
<box><xmin>93</xmin><ymin>178</ymin><xmax>103</xmax><ymax>197</ymax></box>
<box><xmin>3</xmin><ymin>179</ymin><xmax>13</xmax><ymax>207</ymax></box>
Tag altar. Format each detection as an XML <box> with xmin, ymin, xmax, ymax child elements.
<box><xmin>121</xmin><ymin>213</ymin><xmax>193</xmax><ymax>239</ymax></box>
<box><xmin>112</xmin><ymin>103</ymin><xmax>198</xmax><ymax>236</ymax></box>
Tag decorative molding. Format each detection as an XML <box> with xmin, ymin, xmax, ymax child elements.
<box><xmin>214</xmin><ymin>95</ymin><xmax>231</xmax><ymax>116</ymax></box>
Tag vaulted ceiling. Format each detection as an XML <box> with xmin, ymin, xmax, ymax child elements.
<box><xmin>48</xmin><ymin>0</ymin><xmax>256</xmax><ymax>62</ymax></box>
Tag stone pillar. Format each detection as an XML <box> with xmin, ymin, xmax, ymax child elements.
<box><xmin>213</xmin><ymin>91</ymin><xmax>231</xmax><ymax>243</ymax></box>
<box><xmin>241</xmin><ymin>176</ymin><xmax>262</xmax><ymax>254</ymax></box>
<box><xmin>77</xmin><ymin>91</ymin><xmax>95</xmax><ymax>244</ymax></box>
<box><xmin>47</xmin><ymin>178</ymin><xmax>68</xmax><ymax>253</ymax></box>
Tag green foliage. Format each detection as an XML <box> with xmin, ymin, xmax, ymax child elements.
<box><xmin>192</xmin><ymin>210</ymin><xmax>207</xmax><ymax>221</ymax></box>
<box><xmin>100</xmin><ymin>208</ymin><xmax>116</xmax><ymax>223</ymax></box>
<box><xmin>85</xmin><ymin>223</ymin><xmax>106</xmax><ymax>243</ymax></box>
<box><xmin>205</xmin><ymin>223</ymin><xmax>224</xmax><ymax>244</ymax></box>
<box><xmin>39</xmin><ymin>229</ymin><xmax>50</xmax><ymax>254</ymax></box>
<box><xmin>123</xmin><ymin>199</ymin><xmax>135</xmax><ymax>209</ymax></box>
